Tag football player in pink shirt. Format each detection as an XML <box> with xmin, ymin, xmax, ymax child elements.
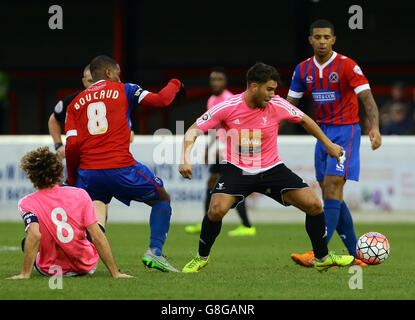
<box><xmin>185</xmin><ymin>67</ymin><xmax>255</xmax><ymax>237</ymax></box>
<box><xmin>8</xmin><ymin>147</ymin><xmax>132</xmax><ymax>279</ymax></box>
<box><xmin>179</xmin><ymin>62</ymin><xmax>355</xmax><ymax>272</ymax></box>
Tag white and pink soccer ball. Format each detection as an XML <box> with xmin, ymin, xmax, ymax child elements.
<box><xmin>356</xmin><ymin>232</ymin><xmax>390</xmax><ymax>265</ymax></box>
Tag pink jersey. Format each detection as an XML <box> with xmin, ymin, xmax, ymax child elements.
<box><xmin>207</xmin><ymin>89</ymin><xmax>234</xmax><ymax>111</ymax></box>
<box><xmin>18</xmin><ymin>185</ymin><xmax>99</xmax><ymax>275</ymax></box>
<box><xmin>196</xmin><ymin>93</ymin><xmax>304</xmax><ymax>173</ymax></box>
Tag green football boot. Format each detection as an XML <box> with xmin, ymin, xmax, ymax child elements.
<box><xmin>314</xmin><ymin>252</ymin><xmax>354</xmax><ymax>272</ymax></box>
<box><xmin>142</xmin><ymin>249</ymin><xmax>180</xmax><ymax>273</ymax></box>
<box><xmin>184</xmin><ymin>224</ymin><xmax>202</xmax><ymax>234</ymax></box>
<box><xmin>182</xmin><ymin>255</ymin><xmax>210</xmax><ymax>273</ymax></box>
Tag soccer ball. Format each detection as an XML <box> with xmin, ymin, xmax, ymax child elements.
<box><xmin>356</xmin><ymin>232</ymin><xmax>390</xmax><ymax>265</ymax></box>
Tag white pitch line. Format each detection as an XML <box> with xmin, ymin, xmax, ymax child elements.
<box><xmin>0</xmin><ymin>246</ymin><xmax>20</xmax><ymax>251</ymax></box>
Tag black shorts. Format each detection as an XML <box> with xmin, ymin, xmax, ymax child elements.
<box><xmin>211</xmin><ymin>163</ymin><xmax>309</xmax><ymax>208</ymax></box>
<box><xmin>208</xmin><ymin>164</ymin><xmax>221</xmax><ymax>174</ymax></box>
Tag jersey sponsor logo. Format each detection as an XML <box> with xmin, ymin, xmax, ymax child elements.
<box><xmin>329</xmin><ymin>72</ymin><xmax>339</xmax><ymax>83</ymax></box>
<box><xmin>311</xmin><ymin>90</ymin><xmax>340</xmax><ymax>103</ymax></box>
<box><xmin>238</xmin><ymin>130</ymin><xmax>263</xmax><ymax>155</ymax></box>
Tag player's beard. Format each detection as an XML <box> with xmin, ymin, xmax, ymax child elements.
<box><xmin>256</xmin><ymin>97</ymin><xmax>268</xmax><ymax>109</ymax></box>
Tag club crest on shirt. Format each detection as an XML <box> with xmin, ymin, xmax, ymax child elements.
<box><xmin>306</xmin><ymin>75</ymin><xmax>314</xmax><ymax>83</ymax></box>
<box><xmin>329</xmin><ymin>72</ymin><xmax>339</xmax><ymax>83</ymax></box>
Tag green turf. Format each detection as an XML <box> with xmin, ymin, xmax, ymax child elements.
<box><xmin>0</xmin><ymin>222</ymin><xmax>414</xmax><ymax>300</ymax></box>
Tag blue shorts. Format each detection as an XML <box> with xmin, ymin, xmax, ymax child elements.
<box><xmin>75</xmin><ymin>161</ymin><xmax>164</xmax><ymax>205</ymax></box>
<box><xmin>315</xmin><ymin>123</ymin><xmax>361</xmax><ymax>182</ymax></box>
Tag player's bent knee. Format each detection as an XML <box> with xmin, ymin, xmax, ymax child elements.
<box><xmin>208</xmin><ymin>203</ymin><xmax>228</xmax><ymax>221</ymax></box>
<box><xmin>306</xmin><ymin>198</ymin><xmax>323</xmax><ymax>216</ymax></box>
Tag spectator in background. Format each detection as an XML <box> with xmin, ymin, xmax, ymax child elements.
<box><xmin>0</xmin><ymin>67</ymin><xmax>9</xmax><ymax>134</ymax></box>
<box><xmin>379</xmin><ymin>82</ymin><xmax>412</xmax><ymax>135</ymax></box>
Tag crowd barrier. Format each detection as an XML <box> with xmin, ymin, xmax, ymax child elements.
<box><xmin>0</xmin><ymin>135</ymin><xmax>414</xmax><ymax>223</ymax></box>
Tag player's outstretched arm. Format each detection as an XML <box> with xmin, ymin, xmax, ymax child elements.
<box><xmin>358</xmin><ymin>89</ymin><xmax>382</xmax><ymax>150</ymax></box>
<box><xmin>140</xmin><ymin>79</ymin><xmax>183</xmax><ymax>108</ymax></box>
<box><xmin>179</xmin><ymin>122</ymin><xmax>204</xmax><ymax>179</ymax></box>
<box><xmin>8</xmin><ymin>223</ymin><xmax>41</xmax><ymax>279</ymax></box>
<box><xmin>48</xmin><ymin>113</ymin><xmax>65</xmax><ymax>158</ymax></box>
<box><xmin>299</xmin><ymin>114</ymin><xmax>344</xmax><ymax>162</ymax></box>
<box><xmin>86</xmin><ymin>222</ymin><xmax>133</xmax><ymax>278</ymax></box>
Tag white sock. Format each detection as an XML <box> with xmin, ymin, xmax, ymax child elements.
<box><xmin>315</xmin><ymin>254</ymin><xmax>329</xmax><ymax>262</ymax></box>
<box><xmin>198</xmin><ymin>253</ymin><xmax>208</xmax><ymax>261</ymax></box>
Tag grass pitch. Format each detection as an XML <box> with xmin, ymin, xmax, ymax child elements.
<box><xmin>0</xmin><ymin>222</ymin><xmax>414</xmax><ymax>300</ymax></box>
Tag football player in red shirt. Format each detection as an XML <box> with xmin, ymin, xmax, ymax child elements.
<box><xmin>65</xmin><ymin>55</ymin><xmax>184</xmax><ymax>272</ymax></box>
<box><xmin>287</xmin><ymin>20</ymin><xmax>382</xmax><ymax>268</ymax></box>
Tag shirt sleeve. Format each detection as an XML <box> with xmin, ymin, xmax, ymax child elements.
<box><xmin>18</xmin><ymin>198</ymin><xmax>39</xmax><ymax>232</ymax></box>
<box><xmin>274</xmin><ymin>97</ymin><xmax>305</xmax><ymax>123</ymax></box>
<box><xmin>344</xmin><ymin>58</ymin><xmax>370</xmax><ymax>94</ymax></box>
<box><xmin>196</xmin><ymin>101</ymin><xmax>231</xmax><ymax>133</ymax></box>
<box><xmin>54</xmin><ymin>92</ymin><xmax>80</xmax><ymax>123</ymax></box>
<box><xmin>64</xmin><ymin>105</ymin><xmax>80</xmax><ymax>185</ymax></box>
<box><xmin>125</xmin><ymin>83</ymin><xmax>150</xmax><ymax>108</ymax></box>
<box><xmin>288</xmin><ymin>63</ymin><xmax>306</xmax><ymax>99</ymax></box>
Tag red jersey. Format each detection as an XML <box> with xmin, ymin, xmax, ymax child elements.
<box><xmin>65</xmin><ymin>80</ymin><xmax>144</xmax><ymax>170</ymax></box>
<box><xmin>64</xmin><ymin>78</ymin><xmax>181</xmax><ymax>185</ymax></box>
<box><xmin>288</xmin><ymin>51</ymin><xmax>370</xmax><ymax>125</ymax></box>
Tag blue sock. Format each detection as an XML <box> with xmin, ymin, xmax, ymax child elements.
<box><xmin>323</xmin><ymin>199</ymin><xmax>341</xmax><ymax>243</ymax></box>
<box><xmin>149</xmin><ymin>201</ymin><xmax>172</xmax><ymax>256</ymax></box>
<box><xmin>336</xmin><ymin>201</ymin><xmax>358</xmax><ymax>257</ymax></box>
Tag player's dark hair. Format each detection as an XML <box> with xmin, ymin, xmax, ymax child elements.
<box><xmin>20</xmin><ymin>147</ymin><xmax>64</xmax><ymax>190</ymax></box>
<box><xmin>246</xmin><ymin>62</ymin><xmax>281</xmax><ymax>85</ymax></box>
<box><xmin>90</xmin><ymin>55</ymin><xmax>119</xmax><ymax>79</ymax></box>
<box><xmin>309</xmin><ymin>19</ymin><xmax>335</xmax><ymax>35</ymax></box>
<box><xmin>211</xmin><ymin>66</ymin><xmax>227</xmax><ymax>77</ymax></box>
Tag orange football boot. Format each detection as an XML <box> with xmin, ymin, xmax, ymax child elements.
<box><xmin>353</xmin><ymin>258</ymin><xmax>368</xmax><ymax>267</ymax></box>
<box><xmin>291</xmin><ymin>251</ymin><xmax>315</xmax><ymax>267</ymax></box>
